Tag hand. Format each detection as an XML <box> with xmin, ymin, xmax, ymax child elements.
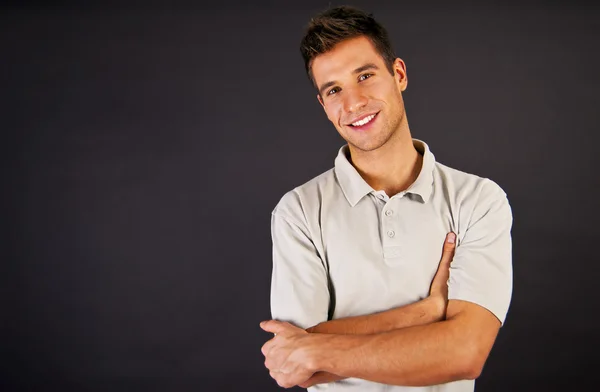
<box><xmin>298</xmin><ymin>371</ymin><xmax>340</xmax><ymax>389</ymax></box>
<box><xmin>260</xmin><ymin>320</ymin><xmax>320</xmax><ymax>388</ymax></box>
<box><xmin>428</xmin><ymin>232</ymin><xmax>456</xmax><ymax>318</ymax></box>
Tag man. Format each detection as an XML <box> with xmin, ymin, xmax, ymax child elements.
<box><xmin>261</xmin><ymin>5</ymin><xmax>513</xmax><ymax>392</ymax></box>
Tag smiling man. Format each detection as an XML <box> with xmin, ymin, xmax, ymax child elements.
<box><xmin>262</xmin><ymin>6</ymin><xmax>513</xmax><ymax>392</ymax></box>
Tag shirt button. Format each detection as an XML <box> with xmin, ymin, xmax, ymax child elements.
<box><xmin>385</xmin><ymin>210</ymin><xmax>393</xmax><ymax>217</ymax></box>
<box><xmin>387</xmin><ymin>230</ymin><xmax>395</xmax><ymax>238</ymax></box>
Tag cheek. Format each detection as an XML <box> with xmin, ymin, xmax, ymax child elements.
<box><xmin>372</xmin><ymin>80</ymin><xmax>397</xmax><ymax>101</ymax></box>
<box><xmin>324</xmin><ymin>103</ymin><xmax>341</xmax><ymax>124</ymax></box>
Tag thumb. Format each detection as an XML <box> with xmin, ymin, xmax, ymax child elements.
<box><xmin>430</xmin><ymin>232</ymin><xmax>457</xmax><ymax>295</ymax></box>
<box><xmin>260</xmin><ymin>320</ymin><xmax>287</xmax><ymax>334</ymax></box>
<box><xmin>441</xmin><ymin>232</ymin><xmax>456</xmax><ymax>263</ymax></box>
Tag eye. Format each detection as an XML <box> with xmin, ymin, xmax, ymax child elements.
<box><xmin>327</xmin><ymin>87</ymin><xmax>341</xmax><ymax>96</ymax></box>
<box><xmin>359</xmin><ymin>73</ymin><xmax>373</xmax><ymax>81</ymax></box>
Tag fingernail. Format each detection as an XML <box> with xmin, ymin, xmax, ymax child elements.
<box><xmin>447</xmin><ymin>233</ymin><xmax>456</xmax><ymax>244</ymax></box>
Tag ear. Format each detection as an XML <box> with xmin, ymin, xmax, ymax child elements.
<box><xmin>393</xmin><ymin>58</ymin><xmax>408</xmax><ymax>92</ymax></box>
<box><xmin>317</xmin><ymin>93</ymin><xmax>325</xmax><ymax>109</ymax></box>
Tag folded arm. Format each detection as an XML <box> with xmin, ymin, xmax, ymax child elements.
<box><xmin>269</xmin><ymin>207</ymin><xmax>454</xmax><ymax>388</ymax></box>
<box><xmin>265</xmin><ymin>181</ymin><xmax>513</xmax><ymax>389</ymax></box>
<box><xmin>310</xmin><ymin>300</ymin><xmax>500</xmax><ymax>386</ymax></box>
<box><xmin>305</xmin><ymin>181</ymin><xmax>513</xmax><ymax>387</ymax></box>
<box><xmin>299</xmin><ymin>233</ymin><xmax>456</xmax><ymax>388</ymax></box>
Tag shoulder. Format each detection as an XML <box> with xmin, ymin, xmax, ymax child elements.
<box><xmin>434</xmin><ymin>162</ymin><xmax>512</xmax><ymax>233</ymax></box>
<box><xmin>434</xmin><ymin>161</ymin><xmax>508</xmax><ymax>203</ymax></box>
<box><xmin>272</xmin><ymin>168</ymin><xmax>336</xmax><ymax>223</ymax></box>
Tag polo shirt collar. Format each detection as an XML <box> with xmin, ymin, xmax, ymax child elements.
<box><xmin>334</xmin><ymin>139</ymin><xmax>436</xmax><ymax>207</ymax></box>
<box><xmin>407</xmin><ymin>139</ymin><xmax>435</xmax><ymax>203</ymax></box>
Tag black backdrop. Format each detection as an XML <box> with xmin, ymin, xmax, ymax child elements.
<box><xmin>3</xmin><ymin>1</ymin><xmax>599</xmax><ymax>391</ymax></box>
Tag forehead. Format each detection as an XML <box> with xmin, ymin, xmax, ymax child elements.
<box><xmin>311</xmin><ymin>36</ymin><xmax>385</xmax><ymax>86</ymax></box>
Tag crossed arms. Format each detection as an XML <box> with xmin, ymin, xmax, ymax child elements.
<box><xmin>263</xmin><ymin>185</ymin><xmax>513</xmax><ymax>389</ymax></box>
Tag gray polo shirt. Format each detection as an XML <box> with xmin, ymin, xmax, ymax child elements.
<box><xmin>270</xmin><ymin>139</ymin><xmax>513</xmax><ymax>392</ymax></box>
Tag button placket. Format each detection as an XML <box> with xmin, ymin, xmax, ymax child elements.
<box><xmin>382</xmin><ymin>201</ymin><xmax>396</xmax><ymax>238</ymax></box>
<box><xmin>381</xmin><ymin>198</ymin><xmax>402</xmax><ymax>259</ymax></box>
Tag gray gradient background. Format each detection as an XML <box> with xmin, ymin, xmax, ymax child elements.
<box><xmin>2</xmin><ymin>1</ymin><xmax>599</xmax><ymax>391</ymax></box>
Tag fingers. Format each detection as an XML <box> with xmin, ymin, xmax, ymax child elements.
<box><xmin>298</xmin><ymin>372</ymin><xmax>330</xmax><ymax>388</ymax></box>
<box><xmin>299</xmin><ymin>377</ymin><xmax>316</xmax><ymax>389</ymax></box>
<box><xmin>261</xmin><ymin>337</ymin><xmax>275</xmax><ymax>356</ymax></box>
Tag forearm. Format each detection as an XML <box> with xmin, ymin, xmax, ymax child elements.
<box><xmin>312</xmin><ymin>317</ymin><xmax>476</xmax><ymax>386</ymax></box>
<box><xmin>301</xmin><ymin>296</ymin><xmax>445</xmax><ymax>388</ymax></box>
<box><xmin>307</xmin><ymin>295</ymin><xmax>444</xmax><ymax>335</ymax></box>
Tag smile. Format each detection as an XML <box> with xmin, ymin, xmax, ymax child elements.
<box><xmin>348</xmin><ymin>112</ymin><xmax>379</xmax><ymax>128</ymax></box>
<box><xmin>352</xmin><ymin>114</ymin><xmax>376</xmax><ymax>126</ymax></box>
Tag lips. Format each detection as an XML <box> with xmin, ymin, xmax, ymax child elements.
<box><xmin>346</xmin><ymin>112</ymin><xmax>379</xmax><ymax>127</ymax></box>
<box><xmin>345</xmin><ymin>112</ymin><xmax>379</xmax><ymax>131</ymax></box>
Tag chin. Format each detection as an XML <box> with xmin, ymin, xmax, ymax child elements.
<box><xmin>349</xmin><ymin>140</ymin><xmax>386</xmax><ymax>153</ymax></box>
<box><xmin>350</xmin><ymin>132</ymin><xmax>395</xmax><ymax>152</ymax></box>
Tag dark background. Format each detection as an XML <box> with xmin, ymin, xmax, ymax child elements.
<box><xmin>2</xmin><ymin>1</ymin><xmax>599</xmax><ymax>391</ymax></box>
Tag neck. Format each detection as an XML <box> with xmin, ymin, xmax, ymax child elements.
<box><xmin>347</xmin><ymin>128</ymin><xmax>422</xmax><ymax>197</ymax></box>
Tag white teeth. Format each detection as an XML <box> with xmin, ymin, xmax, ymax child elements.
<box><xmin>352</xmin><ymin>114</ymin><xmax>375</xmax><ymax>127</ymax></box>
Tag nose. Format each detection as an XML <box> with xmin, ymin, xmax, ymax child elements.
<box><xmin>343</xmin><ymin>86</ymin><xmax>367</xmax><ymax>114</ymax></box>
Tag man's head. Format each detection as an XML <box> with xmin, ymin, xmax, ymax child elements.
<box><xmin>299</xmin><ymin>6</ymin><xmax>409</xmax><ymax>154</ymax></box>
<box><xmin>300</xmin><ymin>6</ymin><xmax>396</xmax><ymax>87</ymax></box>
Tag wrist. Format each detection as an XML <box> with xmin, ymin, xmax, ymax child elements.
<box><xmin>426</xmin><ymin>295</ymin><xmax>447</xmax><ymax>321</ymax></box>
<box><xmin>306</xmin><ymin>333</ymin><xmax>333</xmax><ymax>373</ymax></box>
<box><xmin>308</xmin><ymin>333</ymin><xmax>363</xmax><ymax>375</ymax></box>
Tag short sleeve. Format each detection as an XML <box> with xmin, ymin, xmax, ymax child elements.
<box><xmin>448</xmin><ymin>180</ymin><xmax>513</xmax><ymax>325</ymax></box>
<box><xmin>270</xmin><ymin>211</ymin><xmax>330</xmax><ymax>330</ymax></box>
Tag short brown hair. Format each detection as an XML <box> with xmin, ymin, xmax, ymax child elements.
<box><xmin>300</xmin><ymin>5</ymin><xmax>397</xmax><ymax>87</ymax></box>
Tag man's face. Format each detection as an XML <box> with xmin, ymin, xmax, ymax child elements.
<box><xmin>312</xmin><ymin>36</ymin><xmax>407</xmax><ymax>153</ymax></box>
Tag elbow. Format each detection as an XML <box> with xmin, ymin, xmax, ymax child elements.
<box><xmin>458</xmin><ymin>343</ymin><xmax>488</xmax><ymax>380</ymax></box>
<box><xmin>463</xmin><ymin>361</ymin><xmax>483</xmax><ymax>381</ymax></box>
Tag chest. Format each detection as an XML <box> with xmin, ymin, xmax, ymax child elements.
<box><xmin>321</xmin><ymin>195</ymin><xmax>454</xmax><ymax>318</ymax></box>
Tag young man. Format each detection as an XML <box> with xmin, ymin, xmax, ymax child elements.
<box><xmin>261</xmin><ymin>6</ymin><xmax>513</xmax><ymax>391</ymax></box>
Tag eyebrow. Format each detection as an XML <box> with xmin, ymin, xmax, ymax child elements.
<box><xmin>318</xmin><ymin>63</ymin><xmax>380</xmax><ymax>96</ymax></box>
